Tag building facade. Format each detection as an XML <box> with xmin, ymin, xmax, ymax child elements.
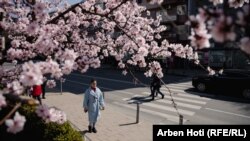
<box><xmin>138</xmin><ymin>0</ymin><xmax>250</xmax><ymax>69</ymax></box>
<box><xmin>137</xmin><ymin>0</ymin><xmax>190</xmax><ymax>44</ymax></box>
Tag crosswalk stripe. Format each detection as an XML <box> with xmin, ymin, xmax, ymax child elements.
<box><xmin>161</xmin><ymin>90</ymin><xmax>211</xmax><ymax>100</ymax></box>
<box><xmin>163</xmin><ymin>85</ymin><xmax>191</xmax><ymax>90</ymax></box>
<box><xmin>122</xmin><ymin>95</ymin><xmax>195</xmax><ymax>116</ymax></box>
<box><xmin>168</xmin><ymin>83</ymin><xmax>192</xmax><ymax>87</ymax></box>
<box><xmin>157</xmin><ymin>99</ymin><xmax>201</xmax><ymax>110</ymax></box>
<box><xmin>142</xmin><ymin>92</ymin><xmax>206</xmax><ymax>105</ymax></box>
<box><xmin>113</xmin><ymin>102</ymin><xmax>187</xmax><ymax>123</ymax></box>
<box><xmin>161</xmin><ymin>88</ymin><xmax>187</xmax><ymax>93</ymax></box>
<box><xmin>141</xmin><ymin>102</ymin><xmax>195</xmax><ymax>116</ymax></box>
<box><xmin>123</xmin><ymin>95</ymin><xmax>202</xmax><ymax>110</ymax></box>
<box><xmin>161</xmin><ymin>88</ymin><xmax>214</xmax><ymax>99</ymax></box>
<box><xmin>122</xmin><ymin>95</ymin><xmax>142</xmax><ymax>101</ymax></box>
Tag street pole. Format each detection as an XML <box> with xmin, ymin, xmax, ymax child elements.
<box><xmin>179</xmin><ymin>115</ymin><xmax>183</xmax><ymax>125</ymax></box>
<box><xmin>136</xmin><ymin>102</ymin><xmax>140</xmax><ymax>124</ymax></box>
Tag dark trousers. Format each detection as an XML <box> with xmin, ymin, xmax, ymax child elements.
<box><xmin>42</xmin><ymin>85</ymin><xmax>46</xmax><ymax>98</ymax></box>
<box><xmin>33</xmin><ymin>95</ymin><xmax>42</xmax><ymax>105</ymax></box>
<box><xmin>150</xmin><ymin>86</ymin><xmax>164</xmax><ymax>100</ymax></box>
<box><xmin>155</xmin><ymin>87</ymin><xmax>164</xmax><ymax>97</ymax></box>
<box><xmin>150</xmin><ymin>86</ymin><xmax>157</xmax><ymax>100</ymax></box>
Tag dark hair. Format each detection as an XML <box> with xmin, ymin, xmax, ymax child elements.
<box><xmin>90</xmin><ymin>79</ymin><xmax>96</xmax><ymax>84</ymax></box>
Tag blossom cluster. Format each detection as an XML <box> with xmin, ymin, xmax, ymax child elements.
<box><xmin>36</xmin><ymin>104</ymin><xmax>67</xmax><ymax>124</ymax></box>
<box><xmin>188</xmin><ymin>1</ymin><xmax>250</xmax><ymax>54</ymax></box>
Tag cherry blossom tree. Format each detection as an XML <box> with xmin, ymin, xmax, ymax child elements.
<box><xmin>0</xmin><ymin>0</ymin><xmax>249</xmax><ymax>134</ymax></box>
<box><xmin>0</xmin><ymin>0</ymin><xmax>198</xmax><ymax>134</ymax></box>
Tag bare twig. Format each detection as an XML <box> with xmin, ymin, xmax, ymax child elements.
<box><xmin>0</xmin><ymin>102</ymin><xmax>21</xmax><ymax>125</ymax></box>
<box><xmin>160</xmin><ymin>79</ymin><xmax>181</xmax><ymax>116</ymax></box>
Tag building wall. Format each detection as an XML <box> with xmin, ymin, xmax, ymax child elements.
<box><xmin>137</xmin><ymin>0</ymin><xmax>190</xmax><ymax>43</ymax></box>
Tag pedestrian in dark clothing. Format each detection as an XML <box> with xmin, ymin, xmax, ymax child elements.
<box><xmin>150</xmin><ymin>74</ymin><xmax>164</xmax><ymax>100</ymax></box>
<box><xmin>42</xmin><ymin>81</ymin><xmax>46</xmax><ymax>99</ymax></box>
<box><xmin>32</xmin><ymin>85</ymin><xmax>42</xmax><ymax>105</ymax></box>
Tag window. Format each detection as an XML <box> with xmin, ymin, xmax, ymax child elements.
<box><xmin>177</xmin><ymin>5</ymin><xmax>187</xmax><ymax>15</ymax></box>
<box><xmin>136</xmin><ymin>0</ymin><xmax>142</xmax><ymax>4</ymax></box>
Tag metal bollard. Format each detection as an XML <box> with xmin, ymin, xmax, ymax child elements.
<box><xmin>103</xmin><ymin>92</ymin><xmax>105</xmax><ymax>99</ymax></box>
<box><xmin>179</xmin><ymin>115</ymin><xmax>183</xmax><ymax>125</ymax></box>
<box><xmin>136</xmin><ymin>102</ymin><xmax>140</xmax><ymax>124</ymax></box>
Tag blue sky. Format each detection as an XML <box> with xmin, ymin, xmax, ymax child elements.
<box><xmin>67</xmin><ymin>0</ymin><xmax>83</xmax><ymax>5</ymax></box>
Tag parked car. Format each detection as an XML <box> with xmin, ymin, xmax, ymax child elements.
<box><xmin>192</xmin><ymin>69</ymin><xmax>250</xmax><ymax>99</ymax></box>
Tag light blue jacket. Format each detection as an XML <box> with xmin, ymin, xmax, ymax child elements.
<box><xmin>83</xmin><ymin>87</ymin><xmax>104</xmax><ymax>123</ymax></box>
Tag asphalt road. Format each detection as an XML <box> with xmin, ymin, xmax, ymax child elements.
<box><xmin>52</xmin><ymin>67</ymin><xmax>250</xmax><ymax>125</ymax></box>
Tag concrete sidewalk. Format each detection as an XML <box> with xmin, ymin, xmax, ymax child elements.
<box><xmin>43</xmin><ymin>92</ymin><xmax>152</xmax><ymax>141</ymax></box>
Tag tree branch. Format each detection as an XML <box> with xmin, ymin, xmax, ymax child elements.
<box><xmin>47</xmin><ymin>2</ymin><xmax>83</xmax><ymax>24</ymax></box>
<box><xmin>0</xmin><ymin>102</ymin><xmax>21</xmax><ymax>125</ymax></box>
<box><xmin>105</xmin><ymin>0</ymin><xmax>129</xmax><ymax>16</ymax></box>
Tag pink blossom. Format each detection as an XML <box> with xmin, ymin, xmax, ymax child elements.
<box><xmin>149</xmin><ymin>0</ymin><xmax>163</xmax><ymax>5</ymax></box>
<box><xmin>0</xmin><ymin>92</ymin><xmax>6</xmax><ymax>110</ymax></box>
<box><xmin>211</xmin><ymin>16</ymin><xmax>236</xmax><ymax>42</ymax></box>
<box><xmin>240</xmin><ymin>37</ymin><xmax>250</xmax><ymax>54</ymax></box>
<box><xmin>56</xmin><ymin>111</ymin><xmax>67</xmax><ymax>124</ymax></box>
<box><xmin>20</xmin><ymin>61</ymin><xmax>43</xmax><ymax>86</ymax></box>
<box><xmin>34</xmin><ymin>2</ymin><xmax>46</xmax><ymax>14</ymax></box>
<box><xmin>229</xmin><ymin>0</ymin><xmax>249</xmax><ymax>8</ymax></box>
<box><xmin>26</xmin><ymin>22</ymin><xmax>39</xmax><ymax>35</ymax></box>
<box><xmin>11</xmin><ymin>40</ymin><xmax>20</xmax><ymax>48</ymax></box>
<box><xmin>236</xmin><ymin>5</ymin><xmax>249</xmax><ymax>25</ymax></box>
<box><xmin>193</xmin><ymin>52</ymin><xmax>199</xmax><ymax>60</ymax></box>
<box><xmin>46</xmin><ymin>80</ymin><xmax>56</xmax><ymax>88</ymax></box>
<box><xmin>136</xmin><ymin>36</ymin><xmax>146</xmax><ymax>46</ymax></box>
<box><xmin>187</xmin><ymin>16</ymin><xmax>206</xmax><ymax>32</ymax></box>
<box><xmin>186</xmin><ymin>46</ymin><xmax>194</xmax><ymax>60</ymax></box>
<box><xmin>219</xmin><ymin>69</ymin><xmax>224</xmax><ymax>74</ymax></box>
<box><xmin>144</xmin><ymin>70</ymin><xmax>153</xmax><ymax>77</ymax></box>
<box><xmin>194</xmin><ymin>60</ymin><xmax>200</xmax><ymax>65</ymax></box>
<box><xmin>207</xmin><ymin>67</ymin><xmax>215</xmax><ymax>75</ymax></box>
<box><xmin>209</xmin><ymin>0</ymin><xmax>223</xmax><ymax>6</ymax></box>
<box><xmin>5</xmin><ymin>112</ymin><xmax>26</xmax><ymax>134</ymax></box>
<box><xmin>36</xmin><ymin>104</ymin><xmax>49</xmax><ymax>117</ymax></box>
<box><xmin>122</xmin><ymin>70</ymin><xmax>127</xmax><ymax>76</ymax></box>
<box><xmin>61</xmin><ymin>49</ymin><xmax>78</xmax><ymax>61</ymax></box>
<box><xmin>36</xmin><ymin>105</ymin><xmax>67</xmax><ymax>124</ymax></box>
<box><xmin>62</xmin><ymin>60</ymin><xmax>74</xmax><ymax>75</ymax></box>
<box><xmin>130</xmin><ymin>25</ymin><xmax>140</xmax><ymax>35</ymax></box>
<box><xmin>155</xmin><ymin>34</ymin><xmax>161</xmax><ymax>39</ymax></box>
<box><xmin>114</xmin><ymin>11</ymin><xmax>126</xmax><ymax>24</ymax></box>
<box><xmin>189</xmin><ymin>30</ymin><xmax>211</xmax><ymax>49</ymax></box>
<box><xmin>146</xmin><ymin>61</ymin><xmax>163</xmax><ymax>78</ymax></box>
<box><xmin>138</xmin><ymin>47</ymin><xmax>148</xmax><ymax>56</ymax></box>
<box><xmin>118</xmin><ymin>61</ymin><xmax>125</xmax><ymax>69</ymax></box>
<box><xmin>7</xmin><ymin>81</ymin><xmax>24</xmax><ymax>95</ymax></box>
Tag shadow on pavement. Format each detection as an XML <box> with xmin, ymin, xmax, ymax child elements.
<box><xmin>119</xmin><ymin>122</ymin><xmax>138</xmax><ymax>126</ymax></box>
<box><xmin>129</xmin><ymin>96</ymin><xmax>153</xmax><ymax>103</ymax></box>
<box><xmin>79</xmin><ymin>130</ymin><xmax>89</xmax><ymax>137</ymax></box>
<box><xmin>45</xmin><ymin>66</ymin><xmax>250</xmax><ymax>104</ymax></box>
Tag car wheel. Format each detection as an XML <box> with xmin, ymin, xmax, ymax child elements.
<box><xmin>196</xmin><ymin>83</ymin><xmax>206</xmax><ymax>92</ymax></box>
<box><xmin>242</xmin><ymin>89</ymin><xmax>250</xmax><ymax>99</ymax></box>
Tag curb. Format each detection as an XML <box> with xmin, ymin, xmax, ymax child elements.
<box><xmin>68</xmin><ymin>120</ymin><xmax>92</xmax><ymax>141</ymax></box>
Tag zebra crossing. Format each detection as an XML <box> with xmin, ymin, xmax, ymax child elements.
<box><xmin>112</xmin><ymin>81</ymin><xmax>212</xmax><ymax>124</ymax></box>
